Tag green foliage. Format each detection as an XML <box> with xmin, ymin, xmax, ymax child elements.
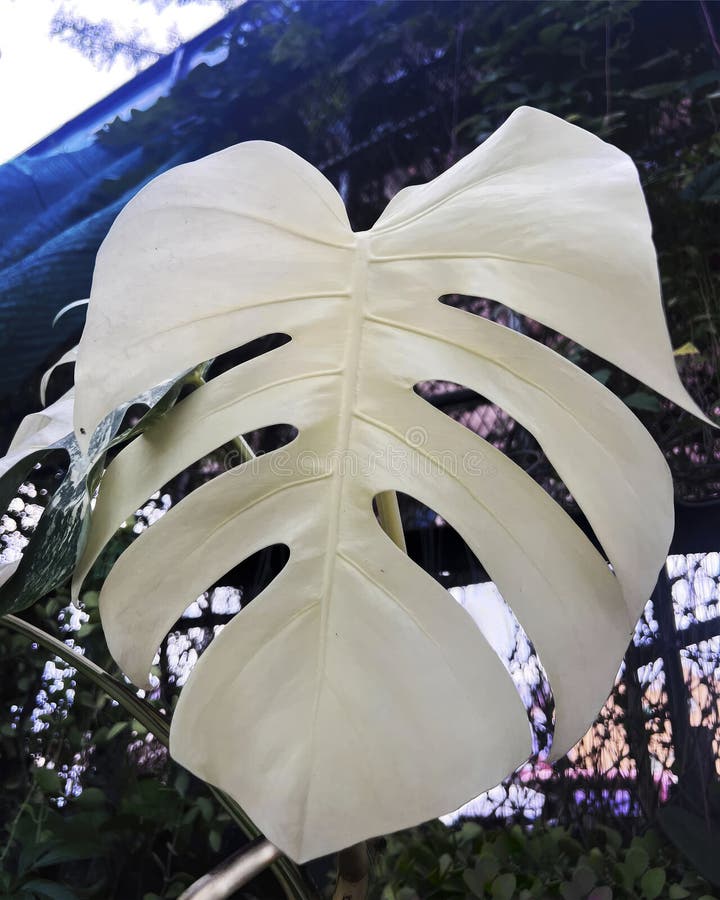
<box><xmin>0</xmin><ymin>759</ymin><xmax>251</xmax><ymax>899</ymax></box>
<box><xmin>365</xmin><ymin>820</ymin><xmax>717</xmax><ymax>900</ymax></box>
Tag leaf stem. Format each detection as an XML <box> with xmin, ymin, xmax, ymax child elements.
<box><xmin>2</xmin><ymin>614</ymin><xmax>170</xmax><ymax>741</ymax></box>
<box><xmin>332</xmin><ymin>842</ymin><xmax>370</xmax><ymax>900</ymax></box>
<box><xmin>187</xmin><ymin>370</ymin><xmax>255</xmax><ymax>463</ymax></box>
<box><xmin>179</xmin><ymin>837</ymin><xmax>282</xmax><ymax>900</ymax></box>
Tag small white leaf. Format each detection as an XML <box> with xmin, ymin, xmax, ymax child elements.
<box><xmin>40</xmin><ymin>345</ymin><xmax>78</xmax><ymax>407</ymax></box>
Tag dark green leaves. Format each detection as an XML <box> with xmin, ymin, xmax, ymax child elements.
<box><xmin>370</xmin><ymin>820</ymin><xmax>717</xmax><ymax>899</ymax></box>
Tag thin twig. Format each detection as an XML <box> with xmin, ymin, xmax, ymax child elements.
<box><xmin>603</xmin><ymin>14</ymin><xmax>612</xmax><ymax>127</ymax></box>
<box><xmin>0</xmin><ymin>780</ymin><xmax>35</xmax><ymax>867</ymax></box>
<box><xmin>700</xmin><ymin>0</ymin><xmax>720</xmax><ymax>59</ymax></box>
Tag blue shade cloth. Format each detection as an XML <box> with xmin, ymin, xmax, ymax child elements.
<box><xmin>0</xmin><ymin>9</ymin><xmax>243</xmax><ymax>418</ymax></box>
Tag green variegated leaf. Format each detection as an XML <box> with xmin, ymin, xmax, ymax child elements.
<box><xmin>0</xmin><ymin>388</ymin><xmax>75</xmax><ymax>518</ymax></box>
<box><xmin>0</xmin><ymin>401</ymin><xmax>126</xmax><ymax>613</ymax></box>
<box><xmin>71</xmin><ymin>106</ymin><xmax>709</xmax><ymax>861</ymax></box>
<box><xmin>0</xmin><ymin>360</ymin><xmax>199</xmax><ymax>613</ymax></box>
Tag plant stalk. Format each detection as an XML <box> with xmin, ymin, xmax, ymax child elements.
<box><xmin>2</xmin><ymin>614</ymin><xmax>170</xmax><ymax>740</ymax></box>
<box><xmin>187</xmin><ymin>370</ymin><xmax>258</xmax><ymax>466</ymax></box>
<box><xmin>179</xmin><ymin>837</ymin><xmax>282</xmax><ymax>900</ymax></box>
<box><xmin>332</xmin><ymin>843</ymin><xmax>370</xmax><ymax>900</ymax></box>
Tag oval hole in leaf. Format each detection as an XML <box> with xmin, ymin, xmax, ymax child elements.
<box><xmin>412</xmin><ymin>379</ymin><xmax>607</xmax><ymax>564</ymax></box>
<box><xmin>204</xmin><ymin>333</ymin><xmax>291</xmax><ymax>381</ymax></box>
<box><xmin>107</xmin><ymin>333</ymin><xmax>293</xmax><ymax>450</ymax></box>
<box><xmin>439</xmin><ymin>294</ymin><xmax>552</xmax><ymax>344</ymax></box>
<box><xmin>439</xmin><ymin>293</ymin><xmax>620</xmax><ymax>378</ymax></box>
<box><xmin>163</xmin><ymin>544</ymin><xmax>290</xmax><ymax>689</ymax></box>
<box><xmin>380</xmin><ymin>489</ymin><xmax>552</xmax><ymax>757</ymax></box>
<box><xmin>0</xmin><ymin>448</ymin><xmax>71</xmax><ymax>562</ymax></box>
<box><xmin>128</xmin><ymin>424</ymin><xmax>300</xmax><ymax>538</ymax></box>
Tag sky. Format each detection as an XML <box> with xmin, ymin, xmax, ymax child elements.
<box><xmin>0</xmin><ymin>0</ymin><xmax>233</xmax><ymax>163</ymax></box>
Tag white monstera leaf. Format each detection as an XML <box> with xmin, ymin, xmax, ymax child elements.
<box><xmin>72</xmin><ymin>106</ymin><xmax>707</xmax><ymax>862</ymax></box>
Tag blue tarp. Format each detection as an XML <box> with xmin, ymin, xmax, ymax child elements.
<box><xmin>0</xmin><ymin>9</ymin><xmax>243</xmax><ymax>427</ymax></box>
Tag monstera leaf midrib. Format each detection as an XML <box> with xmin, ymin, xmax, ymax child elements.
<box><xmin>316</xmin><ymin>233</ymin><xmax>370</xmax><ymax>613</ymax></box>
